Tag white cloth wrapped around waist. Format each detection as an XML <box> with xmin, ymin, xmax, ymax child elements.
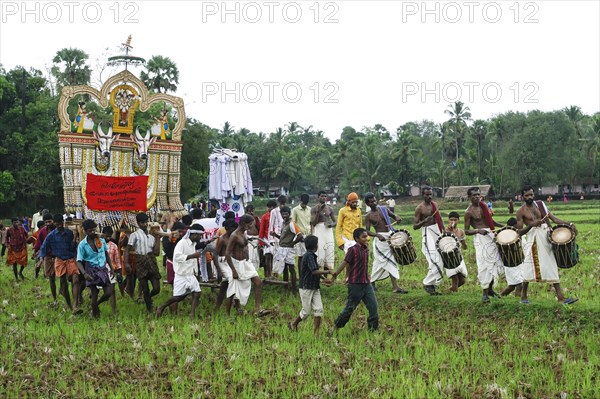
<box><xmin>218</xmin><ymin>256</ymin><xmax>232</xmax><ymax>280</ymax></box>
<box><xmin>421</xmin><ymin>225</ymin><xmax>443</xmax><ymax>287</ymax></box>
<box><xmin>445</xmin><ymin>260</ymin><xmax>468</xmax><ymax>278</ymax></box>
<box><xmin>173</xmin><ymin>274</ymin><xmax>201</xmax><ymax>296</ymax></box>
<box><xmin>522</xmin><ymin>225</ymin><xmax>560</xmax><ymax>283</ymax></box>
<box><xmin>313</xmin><ymin>222</ymin><xmax>335</xmax><ymax>267</ymax></box>
<box><xmin>226</xmin><ymin>258</ymin><xmax>259</xmax><ymax>306</ymax></box>
<box><xmin>247</xmin><ymin>235</ymin><xmax>260</xmax><ymax>271</ymax></box>
<box><xmin>371</xmin><ymin>231</ymin><xmax>400</xmax><ymax>281</ymax></box>
<box><xmin>473</xmin><ymin>228</ymin><xmax>502</xmax><ymax>289</ymax></box>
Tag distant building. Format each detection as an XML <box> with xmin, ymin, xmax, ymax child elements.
<box><xmin>253</xmin><ymin>181</ymin><xmax>289</xmax><ymax>198</ymax></box>
<box><xmin>445</xmin><ymin>185</ymin><xmax>492</xmax><ymax>201</ymax></box>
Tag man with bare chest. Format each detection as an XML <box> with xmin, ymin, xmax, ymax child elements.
<box><xmin>516</xmin><ymin>185</ymin><xmax>577</xmax><ymax>305</ymax></box>
<box><xmin>413</xmin><ymin>187</ymin><xmax>445</xmax><ymax>295</ymax></box>
<box><xmin>213</xmin><ymin>219</ymin><xmax>238</xmax><ymax>312</ymax></box>
<box><xmin>310</xmin><ymin>191</ymin><xmax>336</xmax><ymax>270</ymax></box>
<box><xmin>464</xmin><ymin>187</ymin><xmax>504</xmax><ymax>303</ymax></box>
<box><xmin>225</xmin><ymin>215</ymin><xmax>270</xmax><ymax>317</ymax></box>
<box><xmin>364</xmin><ymin>193</ymin><xmax>407</xmax><ymax>293</ymax></box>
<box><xmin>245</xmin><ymin>204</ymin><xmax>261</xmax><ymax>270</ymax></box>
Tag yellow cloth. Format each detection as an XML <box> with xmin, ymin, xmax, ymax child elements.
<box><xmin>335</xmin><ymin>206</ymin><xmax>362</xmax><ymax>247</ymax></box>
<box><xmin>291</xmin><ymin>205</ymin><xmax>312</xmax><ymax>235</ymax></box>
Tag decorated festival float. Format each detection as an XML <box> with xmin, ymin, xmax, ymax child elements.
<box><xmin>56</xmin><ymin>37</ymin><xmax>186</xmax><ymax>231</ymax></box>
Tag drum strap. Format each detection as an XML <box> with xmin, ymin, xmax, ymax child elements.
<box><xmin>377</xmin><ymin>206</ymin><xmax>397</xmax><ymax>233</ymax></box>
<box><xmin>534</xmin><ymin>200</ymin><xmax>552</xmax><ymax>229</ymax></box>
<box><xmin>375</xmin><ymin>244</ymin><xmax>398</xmax><ymax>268</ymax></box>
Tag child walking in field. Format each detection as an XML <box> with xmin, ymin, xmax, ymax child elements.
<box><xmin>331</xmin><ymin>228</ymin><xmax>379</xmax><ymax>332</ymax></box>
<box><xmin>288</xmin><ymin>235</ymin><xmax>331</xmax><ymax>335</ymax></box>
<box><xmin>445</xmin><ymin>212</ymin><xmax>469</xmax><ymax>292</ymax></box>
<box><xmin>272</xmin><ymin>206</ymin><xmax>303</xmax><ymax>290</ymax></box>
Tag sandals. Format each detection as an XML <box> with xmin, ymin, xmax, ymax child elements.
<box><xmin>256</xmin><ymin>309</ymin><xmax>271</xmax><ymax>318</ymax></box>
<box><xmin>563</xmin><ymin>298</ymin><xmax>579</xmax><ymax>305</ymax></box>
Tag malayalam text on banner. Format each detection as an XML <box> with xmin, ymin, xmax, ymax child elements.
<box><xmin>86</xmin><ymin>174</ymin><xmax>148</xmax><ymax>211</ymax></box>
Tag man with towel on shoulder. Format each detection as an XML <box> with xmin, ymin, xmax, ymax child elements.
<box><xmin>516</xmin><ymin>185</ymin><xmax>578</xmax><ymax>305</ymax></box>
<box><xmin>413</xmin><ymin>186</ymin><xmax>445</xmax><ymax>296</ymax></box>
<box><xmin>464</xmin><ymin>187</ymin><xmax>504</xmax><ymax>303</ymax></box>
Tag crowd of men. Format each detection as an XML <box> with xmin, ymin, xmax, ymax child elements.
<box><xmin>0</xmin><ymin>185</ymin><xmax>577</xmax><ymax>331</ymax></box>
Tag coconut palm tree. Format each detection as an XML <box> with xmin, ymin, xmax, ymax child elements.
<box><xmin>271</xmin><ymin>127</ymin><xmax>286</xmax><ymax>145</ymax></box>
<box><xmin>140</xmin><ymin>55</ymin><xmax>179</xmax><ymax>93</ymax></box>
<box><xmin>51</xmin><ymin>48</ymin><xmax>92</xmax><ymax>90</ymax></box>
<box><xmin>586</xmin><ymin>114</ymin><xmax>600</xmax><ymax>176</ymax></box>
<box><xmin>563</xmin><ymin>105</ymin><xmax>584</xmax><ymax>139</ymax></box>
<box><xmin>219</xmin><ymin>121</ymin><xmax>234</xmax><ymax>136</ymax></box>
<box><xmin>432</xmin><ymin>122</ymin><xmax>451</xmax><ymax>163</ymax></box>
<box><xmin>285</xmin><ymin>122</ymin><xmax>302</xmax><ymax>133</ymax></box>
<box><xmin>444</xmin><ymin>101</ymin><xmax>472</xmax><ymax>163</ymax></box>
<box><xmin>470</xmin><ymin>119</ymin><xmax>488</xmax><ymax>178</ymax></box>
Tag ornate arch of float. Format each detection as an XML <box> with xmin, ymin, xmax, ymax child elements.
<box><xmin>57</xmin><ymin>69</ymin><xmax>187</xmax><ymax>230</ymax></box>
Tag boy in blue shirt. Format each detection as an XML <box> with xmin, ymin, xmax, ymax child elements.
<box><xmin>288</xmin><ymin>235</ymin><xmax>331</xmax><ymax>335</ymax></box>
<box><xmin>76</xmin><ymin>219</ymin><xmax>114</xmax><ymax>318</ymax></box>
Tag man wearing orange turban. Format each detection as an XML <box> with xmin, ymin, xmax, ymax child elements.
<box><xmin>335</xmin><ymin>192</ymin><xmax>363</xmax><ymax>253</ymax></box>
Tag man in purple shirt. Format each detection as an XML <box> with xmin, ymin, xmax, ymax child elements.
<box><xmin>331</xmin><ymin>228</ymin><xmax>379</xmax><ymax>332</ymax></box>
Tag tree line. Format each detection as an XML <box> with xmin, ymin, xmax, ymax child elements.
<box><xmin>0</xmin><ymin>47</ymin><xmax>598</xmax><ymax>216</ymax></box>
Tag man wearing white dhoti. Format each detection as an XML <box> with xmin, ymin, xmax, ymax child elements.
<box><xmin>364</xmin><ymin>192</ymin><xmax>407</xmax><ymax>293</ymax></box>
<box><xmin>245</xmin><ymin>204</ymin><xmax>262</xmax><ymax>271</ymax></box>
<box><xmin>464</xmin><ymin>187</ymin><xmax>505</xmax><ymax>303</ymax></box>
<box><xmin>213</xmin><ymin>219</ymin><xmax>238</xmax><ymax>312</ymax></box>
<box><xmin>310</xmin><ymin>191</ymin><xmax>336</xmax><ymax>270</ymax></box>
<box><xmin>226</xmin><ymin>215</ymin><xmax>271</xmax><ymax>317</ymax></box>
<box><xmin>413</xmin><ymin>187</ymin><xmax>445</xmax><ymax>295</ymax></box>
<box><xmin>155</xmin><ymin>225</ymin><xmax>204</xmax><ymax>319</ymax></box>
<box><xmin>516</xmin><ymin>186</ymin><xmax>578</xmax><ymax>305</ymax></box>
<box><xmin>272</xmin><ymin>207</ymin><xmax>304</xmax><ymax>290</ymax></box>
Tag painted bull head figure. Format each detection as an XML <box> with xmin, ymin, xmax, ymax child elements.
<box><xmin>131</xmin><ymin>127</ymin><xmax>157</xmax><ymax>160</ymax></box>
<box><xmin>93</xmin><ymin>124</ymin><xmax>120</xmax><ymax>158</ymax></box>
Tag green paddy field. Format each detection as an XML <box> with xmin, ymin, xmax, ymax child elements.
<box><xmin>1</xmin><ymin>201</ymin><xmax>598</xmax><ymax>398</ymax></box>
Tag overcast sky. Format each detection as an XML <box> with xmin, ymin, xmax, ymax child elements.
<box><xmin>1</xmin><ymin>0</ymin><xmax>598</xmax><ymax>140</ymax></box>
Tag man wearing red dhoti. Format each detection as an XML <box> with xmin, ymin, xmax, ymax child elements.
<box><xmin>6</xmin><ymin>217</ymin><xmax>29</xmax><ymax>281</ymax></box>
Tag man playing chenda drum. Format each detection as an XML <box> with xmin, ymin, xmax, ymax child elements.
<box><xmin>464</xmin><ymin>187</ymin><xmax>504</xmax><ymax>303</ymax></box>
<box><xmin>516</xmin><ymin>185</ymin><xmax>578</xmax><ymax>305</ymax></box>
<box><xmin>364</xmin><ymin>192</ymin><xmax>407</xmax><ymax>294</ymax></box>
<box><xmin>413</xmin><ymin>186</ymin><xmax>445</xmax><ymax>295</ymax></box>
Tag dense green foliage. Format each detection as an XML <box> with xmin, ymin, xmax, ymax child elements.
<box><xmin>1</xmin><ymin>49</ymin><xmax>598</xmax><ymax>218</ymax></box>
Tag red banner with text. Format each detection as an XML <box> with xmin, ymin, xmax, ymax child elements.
<box><xmin>86</xmin><ymin>174</ymin><xmax>148</xmax><ymax>211</ymax></box>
